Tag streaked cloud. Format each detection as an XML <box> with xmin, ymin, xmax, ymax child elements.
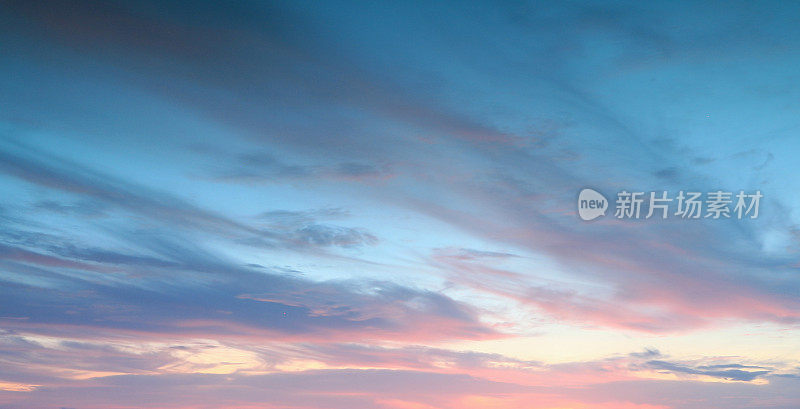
<box><xmin>1</xmin><ymin>0</ymin><xmax>800</xmax><ymax>408</ymax></box>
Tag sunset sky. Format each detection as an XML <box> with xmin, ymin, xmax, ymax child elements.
<box><xmin>1</xmin><ymin>1</ymin><xmax>800</xmax><ymax>408</ymax></box>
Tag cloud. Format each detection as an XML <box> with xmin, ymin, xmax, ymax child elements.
<box><xmin>257</xmin><ymin>208</ymin><xmax>378</xmax><ymax>248</ymax></box>
<box><xmin>0</xmin><ymin>141</ymin><xmax>379</xmax><ymax>251</ymax></box>
<box><xmin>0</xmin><ymin>370</ymin><xmax>530</xmax><ymax>409</ymax></box>
<box><xmin>0</xmin><ymin>143</ymin><xmax>269</xmax><ymax>240</ymax></box>
<box><xmin>0</xmin><ymin>324</ymin><xmax>794</xmax><ymax>409</ymax></box>
<box><xmin>0</xmin><ymin>236</ymin><xmax>494</xmax><ymax>343</ymax></box>
<box><xmin>2</xmin><ymin>1</ymin><xmax>800</xmax><ymax>408</ymax></box>
<box><xmin>644</xmin><ymin>360</ymin><xmax>771</xmax><ymax>382</ymax></box>
<box><xmin>0</xmin><ymin>144</ymin><xmax>492</xmax><ymax>343</ymax></box>
<box><xmin>212</xmin><ymin>151</ymin><xmax>393</xmax><ymax>183</ymax></box>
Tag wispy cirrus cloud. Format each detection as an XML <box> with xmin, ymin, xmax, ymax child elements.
<box><xmin>2</xmin><ymin>0</ymin><xmax>800</xmax><ymax>408</ymax></box>
<box><xmin>0</xmin><ymin>233</ymin><xmax>495</xmax><ymax>343</ymax></box>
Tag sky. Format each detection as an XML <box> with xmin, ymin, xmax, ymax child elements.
<box><xmin>1</xmin><ymin>0</ymin><xmax>800</xmax><ymax>408</ymax></box>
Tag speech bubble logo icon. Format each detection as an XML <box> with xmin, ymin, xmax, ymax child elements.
<box><xmin>578</xmin><ymin>188</ymin><xmax>608</xmax><ymax>221</ymax></box>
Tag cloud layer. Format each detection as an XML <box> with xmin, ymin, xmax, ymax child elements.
<box><xmin>2</xmin><ymin>0</ymin><xmax>800</xmax><ymax>408</ymax></box>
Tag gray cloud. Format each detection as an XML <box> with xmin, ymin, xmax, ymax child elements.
<box><xmin>645</xmin><ymin>359</ymin><xmax>771</xmax><ymax>382</ymax></box>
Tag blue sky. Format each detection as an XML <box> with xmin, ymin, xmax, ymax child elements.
<box><xmin>1</xmin><ymin>1</ymin><xmax>800</xmax><ymax>408</ymax></box>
